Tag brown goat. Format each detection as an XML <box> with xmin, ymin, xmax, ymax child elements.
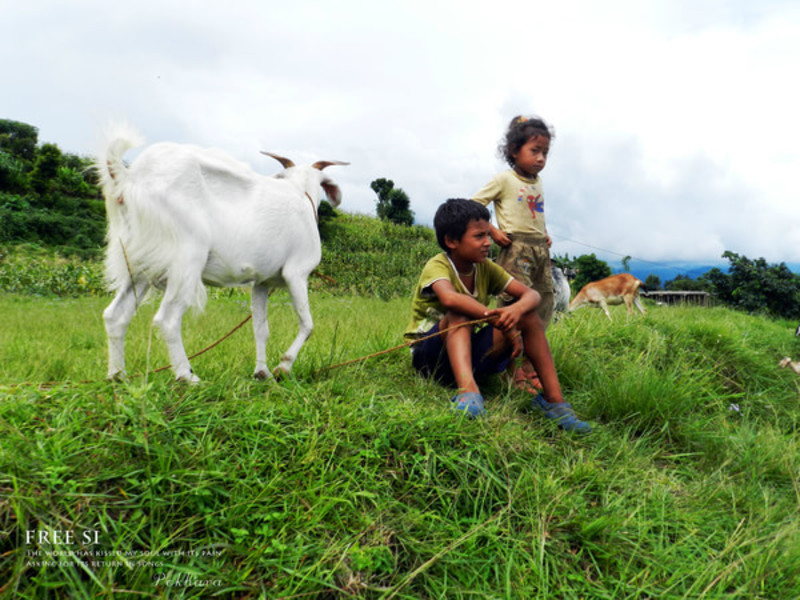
<box><xmin>569</xmin><ymin>273</ymin><xmax>646</xmax><ymax>320</ymax></box>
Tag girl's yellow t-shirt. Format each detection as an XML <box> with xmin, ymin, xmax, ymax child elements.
<box><xmin>472</xmin><ymin>169</ymin><xmax>547</xmax><ymax>237</ymax></box>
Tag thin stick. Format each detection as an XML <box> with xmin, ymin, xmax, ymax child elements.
<box><xmin>119</xmin><ymin>239</ymin><xmax>140</xmax><ymax>307</ymax></box>
<box><xmin>152</xmin><ymin>314</ymin><xmax>253</xmax><ymax>373</ymax></box>
<box><xmin>319</xmin><ymin>315</ymin><xmax>495</xmax><ymax>373</ymax></box>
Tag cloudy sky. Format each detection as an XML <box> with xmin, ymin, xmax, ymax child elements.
<box><xmin>4</xmin><ymin>0</ymin><xmax>800</xmax><ymax>271</ymax></box>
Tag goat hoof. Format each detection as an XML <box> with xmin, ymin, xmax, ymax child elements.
<box><xmin>176</xmin><ymin>373</ymin><xmax>201</xmax><ymax>384</ymax></box>
<box><xmin>272</xmin><ymin>367</ymin><xmax>290</xmax><ymax>381</ymax></box>
<box><xmin>253</xmin><ymin>369</ymin><xmax>271</xmax><ymax>381</ymax></box>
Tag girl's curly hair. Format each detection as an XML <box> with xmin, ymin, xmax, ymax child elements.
<box><xmin>498</xmin><ymin>115</ymin><xmax>554</xmax><ymax>167</ymax></box>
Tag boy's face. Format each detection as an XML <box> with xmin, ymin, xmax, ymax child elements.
<box><xmin>446</xmin><ymin>219</ymin><xmax>492</xmax><ymax>265</ymax></box>
<box><xmin>512</xmin><ymin>134</ymin><xmax>550</xmax><ymax>178</ymax></box>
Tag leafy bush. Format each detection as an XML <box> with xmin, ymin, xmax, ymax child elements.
<box><xmin>0</xmin><ymin>244</ymin><xmax>105</xmax><ymax>296</ymax></box>
<box><xmin>56</xmin><ymin>165</ymin><xmax>94</xmax><ymax>196</ymax></box>
<box><xmin>1</xmin><ymin>191</ymin><xmax>105</xmax><ymax>253</ymax></box>
<box><xmin>0</xmin><ymin>152</ymin><xmax>28</xmax><ymax>193</ymax></box>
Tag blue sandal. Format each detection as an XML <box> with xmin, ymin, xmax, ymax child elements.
<box><xmin>531</xmin><ymin>393</ymin><xmax>591</xmax><ymax>433</ymax></box>
<box><xmin>451</xmin><ymin>392</ymin><xmax>486</xmax><ymax>418</ymax></box>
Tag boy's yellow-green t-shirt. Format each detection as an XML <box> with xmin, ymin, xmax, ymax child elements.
<box><xmin>404</xmin><ymin>252</ymin><xmax>512</xmax><ymax>341</ymax></box>
<box><xmin>472</xmin><ymin>169</ymin><xmax>547</xmax><ymax>236</ymax></box>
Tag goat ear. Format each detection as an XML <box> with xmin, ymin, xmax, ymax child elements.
<box><xmin>260</xmin><ymin>152</ymin><xmax>295</xmax><ymax>169</ymax></box>
<box><xmin>311</xmin><ymin>160</ymin><xmax>349</xmax><ymax>171</ymax></box>
<box><xmin>321</xmin><ymin>181</ymin><xmax>342</xmax><ymax>207</ymax></box>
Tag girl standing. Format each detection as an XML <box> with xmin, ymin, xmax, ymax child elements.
<box><xmin>473</xmin><ymin>115</ymin><xmax>556</xmax><ymax>392</ymax></box>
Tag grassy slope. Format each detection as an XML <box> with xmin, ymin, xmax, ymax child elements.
<box><xmin>2</xmin><ymin>289</ymin><xmax>800</xmax><ymax>598</ymax></box>
<box><xmin>0</xmin><ymin>212</ymin><xmax>439</xmax><ymax>300</ymax></box>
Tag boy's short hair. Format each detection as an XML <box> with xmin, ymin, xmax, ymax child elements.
<box><xmin>433</xmin><ymin>198</ymin><xmax>491</xmax><ymax>251</ymax></box>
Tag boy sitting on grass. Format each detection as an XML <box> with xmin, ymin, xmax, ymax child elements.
<box><xmin>404</xmin><ymin>198</ymin><xmax>590</xmax><ymax>432</ymax></box>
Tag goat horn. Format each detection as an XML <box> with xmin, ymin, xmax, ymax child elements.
<box><xmin>260</xmin><ymin>152</ymin><xmax>295</xmax><ymax>169</ymax></box>
<box><xmin>311</xmin><ymin>160</ymin><xmax>350</xmax><ymax>170</ymax></box>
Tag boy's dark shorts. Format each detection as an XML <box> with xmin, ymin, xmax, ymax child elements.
<box><xmin>410</xmin><ymin>322</ymin><xmax>512</xmax><ymax>387</ymax></box>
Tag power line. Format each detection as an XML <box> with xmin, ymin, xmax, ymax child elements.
<box><xmin>550</xmin><ymin>235</ymin><xmax>702</xmax><ymax>276</ymax></box>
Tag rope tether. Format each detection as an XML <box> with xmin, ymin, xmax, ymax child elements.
<box><xmin>319</xmin><ymin>315</ymin><xmax>496</xmax><ymax>373</ymax></box>
<box><xmin>6</xmin><ymin>313</ymin><xmax>496</xmax><ymax>389</ymax></box>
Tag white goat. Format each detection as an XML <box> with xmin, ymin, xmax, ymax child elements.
<box><xmin>551</xmin><ymin>264</ymin><xmax>571</xmax><ymax>315</ymax></box>
<box><xmin>96</xmin><ymin>124</ymin><xmax>347</xmax><ymax>382</ymax></box>
<box><xmin>778</xmin><ymin>357</ymin><xmax>800</xmax><ymax>374</ymax></box>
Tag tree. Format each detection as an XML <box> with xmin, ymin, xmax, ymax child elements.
<box><xmin>316</xmin><ymin>201</ymin><xmax>338</xmax><ymax>241</ymax></box>
<box><xmin>644</xmin><ymin>274</ymin><xmax>662</xmax><ymax>290</ymax></box>
<box><xmin>700</xmin><ymin>267</ymin><xmax>731</xmax><ymax>300</ymax></box>
<box><xmin>702</xmin><ymin>251</ymin><xmax>800</xmax><ymax>319</ymax></box>
<box><xmin>621</xmin><ymin>255</ymin><xmax>631</xmax><ymax>272</ymax></box>
<box><xmin>0</xmin><ymin>119</ymin><xmax>38</xmax><ymax>162</ymax></box>
<box><xmin>664</xmin><ymin>274</ymin><xmax>711</xmax><ymax>292</ymax></box>
<box><xmin>0</xmin><ymin>152</ymin><xmax>28</xmax><ymax>193</ymax></box>
<box><xmin>370</xmin><ymin>178</ymin><xmax>415</xmax><ymax>226</ymax></box>
<box><xmin>571</xmin><ymin>254</ymin><xmax>612</xmax><ymax>292</ymax></box>
<box><xmin>0</xmin><ymin>121</ymin><xmax>105</xmax><ymax>252</ymax></box>
<box><xmin>30</xmin><ymin>143</ymin><xmax>63</xmax><ymax>194</ymax></box>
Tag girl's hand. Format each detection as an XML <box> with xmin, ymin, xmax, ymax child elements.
<box><xmin>491</xmin><ymin>228</ymin><xmax>511</xmax><ymax>248</ymax></box>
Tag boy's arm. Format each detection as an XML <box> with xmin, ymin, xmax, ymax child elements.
<box><xmin>430</xmin><ymin>279</ymin><xmax>496</xmax><ymax>321</ymax></box>
<box><xmin>486</xmin><ymin>279</ymin><xmax>541</xmax><ymax>331</ymax></box>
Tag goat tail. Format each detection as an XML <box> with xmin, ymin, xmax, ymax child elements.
<box><xmin>97</xmin><ymin>123</ymin><xmax>146</xmax><ymax>295</ymax></box>
<box><xmin>95</xmin><ymin>122</ymin><xmax>145</xmax><ymax>205</ymax></box>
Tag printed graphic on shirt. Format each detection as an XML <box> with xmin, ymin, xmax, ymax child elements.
<box><xmin>515</xmin><ymin>256</ymin><xmax>533</xmax><ymax>277</ymax></box>
<box><xmin>518</xmin><ymin>187</ymin><xmax>544</xmax><ymax>219</ymax></box>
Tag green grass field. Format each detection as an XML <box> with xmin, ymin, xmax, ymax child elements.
<box><xmin>2</xmin><ymin>291</ymin><xmax>800</xmax><ymax>599</ymax></box>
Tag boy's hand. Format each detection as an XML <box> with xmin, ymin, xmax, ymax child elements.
<box><xmin>486</xmin><ymin>305</ymin><xmax>522</xmax><ymax>332</ymax></box>
<box><xmin>504</xmin><ymin>328</ymin><xmax>523</xmax><ymax>359</ymax></box>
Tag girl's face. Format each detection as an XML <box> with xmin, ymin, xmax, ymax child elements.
<box><xmin>512</xmin><ymin>134</ymin><xmax>550</xmax><ymax>178</ymax></box>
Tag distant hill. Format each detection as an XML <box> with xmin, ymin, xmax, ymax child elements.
<box><xmin>623</xmin><ymin>262</ymin><xmax>727</xmax><ymax>284</ymax></box>
<box><xmin>622</xmin><ymin>261</ymin><xmax>800</xmax><ymax>284</ymax></box>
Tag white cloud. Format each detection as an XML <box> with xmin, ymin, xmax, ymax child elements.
<box><xmin>3</xmin><ymin>0</ymin><xmax>799</xmax><ymax>265</ymax></box>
